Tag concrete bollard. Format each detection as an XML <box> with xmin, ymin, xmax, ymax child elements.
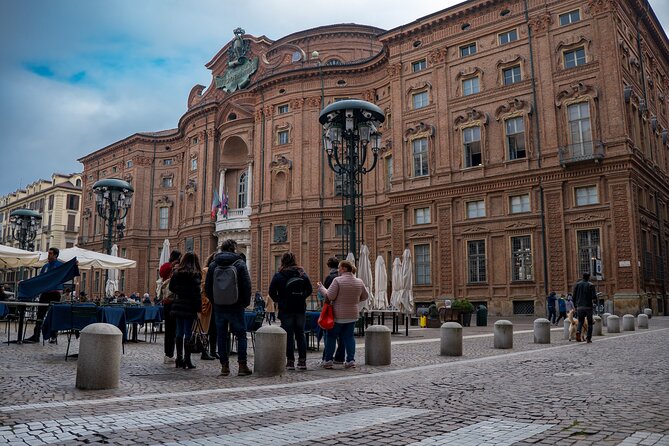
<box><xmin>563</xmin><ymin>319</ymin><xmax>571</xmax><ymax>340</ymax></box>
<box><xmin>593</xmin><ymin>316</ymin><xmax>602</xmax><ymax>336</ymax></box>
<box><xmin>638</xmin><ymin>313</ymin><xmax>649</xmax><ymax>329</ymax></box>
<box><xmin>76</xmin><ymin>323</ymin><xmax>123</xmax><ymax>390</ymax></box>
<box><xmin>254</xmin><ymin>325</ymin><xmax>287</xmax><ymax>377</ymax></box>
<box><xmin>622</xmin><ymin>314</ymin><xmax>635</xmax><ymax>331</ymax></box>
<box><xmin>440</xmin><ymin>322</ymin><xmax>463</xmax><ymax>356</ymax></box>
<box><xmin>602</xmin><ymin>313</ymin><xmax>611</xmax><ymax>327</ymax></box>
<box><xmin>607</xmin><ymin>315</ymin><xmax>621</xmax><ymax>333</ymax></box>
<box><xmin>494</xmin><ymin>320</ymin><xmax>513</xmax><ymax>349</ymax></box>
<box><xmin>365</xmin><ymin>325</ymin><xmax>391</xmax><ymax>366</ymax></box>
<box><xmin>643</xmin><ymin>308</ymin><xmax>652</xmax><ymax>319</ymax></box>
<box><xmin>533</xmin><ymin>318</ymin><xmax>550</xmax><ymax>344</ymax></box>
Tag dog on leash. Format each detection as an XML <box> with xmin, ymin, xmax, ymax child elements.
<box><xmin>567</xmin><ymin>309</ymin><xmax>587</xmax><ymax>342</ymax></box>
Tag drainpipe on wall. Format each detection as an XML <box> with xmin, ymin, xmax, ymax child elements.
<box><xmin>318</xmin><ymin>60</ymin><xmax>325</xmax><ymax>281</ymax></box>
<box><xmin>146</xmin><ymin>139</ymin><xmax>157</xmax><ymax>293</ymax></box>
<box><xmin>201</xmin><ymin>115</ymin><xmax>209</xmax><ymax>259</ymax></box>
<box><xmin>258</xmin><ymin>90</ymin><xmax>266</xmax><ymax>292</ymax></box>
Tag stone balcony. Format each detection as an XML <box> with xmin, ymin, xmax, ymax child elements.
<box><xmin>215</xmin><ymin>207</ymin><xmax>252</xmax><ymax>233</ymax></box>
<box><xmin>558</xmin><ymin>140</ymin><xmax>604</xmax><ymax>167</ymax></box>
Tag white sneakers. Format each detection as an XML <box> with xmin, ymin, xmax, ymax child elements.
<box><xmin>164</xmin><ymin>355</ymin><xmax>175</xmax><ymax>364</ymax></box>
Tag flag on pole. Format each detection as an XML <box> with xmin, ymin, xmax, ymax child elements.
<box><xmin>222</xmin><ymin>192</ymin><xmax>229</xmax><ymax>219</ymax></box>
<box><xmin>211</xmin><ymin>190</ymin><xmax>221</xmax><ymax>219</ymax></box>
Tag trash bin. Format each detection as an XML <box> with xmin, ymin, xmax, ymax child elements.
<box><xmin>476</xmin><ymin>305</ymin><xmax>488</xmax><ymax>327</ymax></box>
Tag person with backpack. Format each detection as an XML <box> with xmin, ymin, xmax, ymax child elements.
<box><xmin>269</xmin><ymin>252</ymin><xmax>313</xmax><ymax>371</ymax></box>
<box><xmin>205</xmin><ymin>239</ymin><xmax>253</xmax><ymax>377</ymax></box>
<box><xmin>168</xmin><ymin>252</ymin><xmax>202</xmax><ymax>370</ymax></box>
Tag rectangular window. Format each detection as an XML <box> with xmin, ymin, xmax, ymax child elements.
<box><xmin>126</xmin><ymin>160</ymin><xmax>133</xmax><ymax>168</ymax></box>
<box><xmin>510</xmin><ymin>194</ymin><xmax>530</xmax><ymax>213</ymax></box>
<box><xmin>577</xmin><ymin>229</ymin><xmax>600</xmax><ymax>277</ymax></box>
<box><xmin>159</xmin><ymin>207</ymin><xmax>169</xmax><ymax>230</ymax></box>
<box><xmin>511</xmin><ymin>235</ymin><xmax>533</xmax><ymax>281</ymax></box>
<box><xmin>274</xmin><ymin>255</ymin><xmax>282</xmax><ymax>273</ymax></box>
<box><xmin>94</xmin><ymin>271</ymin><xmax>100</xmax><ymax>293</ymax></box>
<box><xmin>334</xmin><ymin>167</ymin><xmax>346</xmax><ymax>196</ymax></box>
<box><xmin>386</xmin><ymin>218</ymin><xmax>392</xmax><ymax>234</ymax></box>
<box><xmin>467</xmin><ymin>240</ymin><xmax>486</xmax><ymax>283</ymax></box>
<box><xmin>463</xmin><ymin>126</ymin><xmax>482</xmax><ymax>167</ymax></box>
<box><xmin>412</xmin><ymin>138</ymin><xmax>429</xmax><ymax>177</ymax></box>
<box><xmin>191</xmin><ymin>158</ymin><xmax>197</xmax><ymax>171</ymax></box>
<box><xmin>412</xmin><ymin>91</ymin><xmax>429</xmax><ymax>109</ymax></box>
<box><xmin>66</xmin><ymin>194</ymin><xmax>79</xmax><ymax>211</ymax></box>
<box><xmin>192</xmin><ymin>137</ymin><xmax>199</xmax><ymax>145</ymax></box>
<box><xmin>414</xmin><ymin>207</ymin><xmax>431</xmax><ymax>225</ymax></box>
<box><xmin>48</xmin><ymin>195</ymin><xmax>54</xmax><ymax>211</ymax></box>
<box><xmin>163</xmin><ymin>159</ymin><xmax>173</xmax><ymax>166</ymax></box>
<box><xmin>412</xmin><ymin>59</ymin><xmax>427</xmax><ymax>72</ymax></box>
<box><xmin>162</xmin><ymin>177</ymin><xmax>173</xmax><ymax>188</ymax></box>
<box><xmin>564</xmin><ymin>47</ymin><xmax>586</xmax><ymax>68</ymax></box>
<box><xmin>498</xmin><ymin>29</ymin><xmax>518</xmax><ymax>45</ymax></box>
<box><xmin>559</xmin><ymin>9</ymin><xmax>580</xmax><ymax>26</ymax></box>
<box><xmin>278</xmin><ymin>104</ymin><xmax>289</xmax><ymax>114</ymax></box>
<box><xmin>503</xmin><ymin>65</ymin><xmax>521</xmax><ymax>85</ymax></box>
<box><xmin>462</xmin><ymin>77</ymin><xmax>480</xmax><ymax>96</ymax></box>
<box><xmin>460</xmin><ymin>42</ymin><xmax>477</xmax><ymax>57</ymax></box>
<box><xmin>278</xmin><ymin>130</ymin><xmax>289</xmax><ymax>145</ymax></box>
<box><xmin>385</xmin><ymin>156</ymin><xmax>392</xmax><ymax>190</ymax></box>
<box><xmin>506</xmin><ymin>117</ymin><xmax>526</xmax><ymax>160</ymax></box>
<box><xmin>414</xmin><ymin>244</ymin><xmax>431</xmax><ymax>285</ymax></box>
<box><xmin>335</xmin><ymin>224</ymin><xmax>349</xmax><ymax>237</ymax></box>
<box><xmin>112</xmin><ymin>166</ymin><xmax>117</xmax><ymax>173</ymax></box>
<box><xmin>568</xmin><ymin>102</ymin><xmax>593</xmax><ymax>156</ymax></box>
<box><xmin>121</xmin><ymin>248</ymin><xmax>127</xmax><ymax>258</ymax></box>
<box><xmin>67</xmin><ymin>214</ymin><xmax>76</xmax><ymax>232</ymax></box>
<box><xmin>466</xmin><ymin>200</ymin><xmax>486</xmax><ymax>219</ymax></box>
<box><xmin>575</xmin><ymin>186</ymin><xmax>599</xmax><ymax>206</ymax></box>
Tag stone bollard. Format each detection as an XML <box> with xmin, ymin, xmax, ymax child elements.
<box><xmin>76</xmin><ymin>323</ymin><xmax>123</xmax><ymax>390</ymax></box>
<box><xmin>638</xmin><ymin>313</ymin><xmax>649</xmax><ymax>329</ymax></box>
<box><xmin>365</xmin><ymin>325</ymin><xmax>391</xmax><ymax>366</ymax></box>
<box><xmin>602</xmin><ymin>313</ymin><xmax>611</xmax><ymax>327</ymax></box>
<box><xmin>494</xmin><ymin>320</ymin><xmax>513</xmax><ymax>349</ymax></box>
<box><xmin>533</xmin><ymin>318</ymin><xmax>550</xmax><ymax>344</ymax></box>
<box><xmin>563</xmin><ymin>319</ymin><xmax>571</xmax><ymax>340</ymax></box>
<box><xmin>622</xmin><ymin>314</ymin><xmax>635</xmax><ymax>331</ymax></box>
<box><xmin>593</xmin><ymin>316</ymin><xmax>602</xmax><ymax>336</ymax></box>
<box><xmin>607</xmin><ymin>315</ymin><xmax>620</xmax><ymax>333</ymax></box>
<box><xmin>440</xmin><ymin>322</ymin><xmax>463</xmax><ymax>356</ymax></box>
<box><xmin>643</xmin><ymin>308</ymin><xmax>652</xmax><ymax>319</ymax></box>
<box><xmin>254</xmin><ymin>325</ymin><xmax>287</xmax><ymax>377</ymax></box>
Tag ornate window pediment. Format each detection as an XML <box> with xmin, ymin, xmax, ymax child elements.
<box><xmin>404</xmin><ymin>122</ymin><xmax>435</xmax><ymax>141</ymax></box>
<box><xmin>454</xmin><ymin>108</ymin><xmax>489</xmax><ymax>127</ymax></box>
<box><xmin>495</xmin><ymin>98</ymin><xmax>532</xmax><ymax>120</ymax></box>
<box><xmin>270</xmin><ymin>155</ymin><xmax>292</xmax><ymax>172</ymax></box>
<box><xmin>185</xmin><ymin>179</ymin><xmax>197</xmax><ymax>196</ymax></box>
<box><xmin>456</xmin><ymin>67</ymin><xmax>484</xmax><ymax>81</ymax></box>
<box><xmin>555</xmin><ymin>82</ymin><xmax>598</xmax><ymax>108</ymax></box>
<box><xmin>155</xmin><ymin>195</ymin><xmax>174</xmax><ymax>207</ymax></box>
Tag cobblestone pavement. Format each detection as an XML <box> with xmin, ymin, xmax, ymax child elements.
<box><xmin>0</xmin><ymin>316</ymin><xmax>667</xmax><ymax>445</ymax></box>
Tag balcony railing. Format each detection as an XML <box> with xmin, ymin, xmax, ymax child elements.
<box><xmin>558</xmin><ymin>140</ymin><xmax>604</xmax><ymax>167</ymax></box>
<box><xmin>215</xmin><ymin>207</ymin><xmax>252</xmax><ymax>232</ymax></box>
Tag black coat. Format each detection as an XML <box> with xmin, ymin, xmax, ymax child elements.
<box><xmin>268</xmin><ymin>266</ymin><xmax>313</xmax><ymax>314</ymax></box>
<box><xmin>204</xmin><ymin>251</ymin><xmax>252</xmax><ymax>310</ymax></box>
<box><xmin>169</xmin><ymin>270</ymin><xmax>202</xmax><ymax>319</ymax></box>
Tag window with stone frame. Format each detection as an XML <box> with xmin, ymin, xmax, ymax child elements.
<box><xmin>577</xmin><ymin>229</ymin><xmax>600</xmax><ymax>277</ymax></box>
<box><xmin>162</xmin><ymin>177</ymin><xmax>173</xmax><ymax>188</ymax></box>
<box><xmin>159</xmin><ymin>207</ymin><xmax>169</xmax><ymax>230</ymax></box>
<box><xmin>510</xmin><ymin>194</ymin><xmax>530</xmax><ymax>213</ymax></box>
<box><xmin>503</xmin><ymin>65</ymin><xmax>522</xmax><ymax>85</ymax></box>
<box><xmin>575</xmin><ymin>185</ymin><xmax>598</xmax><ymax>206</ymax></box>
<box><xmin>511</xmin><ymin>235</ymin><xmax>533</xmax><ymax>281</ymax></box>
<box><xmin>505</xmin><ymin>116</ymin><xmax>526</xmax><ymax>160</ymax></box>
<box><xmin>498</xmin><ymin>29</ymin><xmax>518</xmax><ymax>45</ymax></box>
<box><xmin>462</xmin><ymin>77</ymin><xmax>480</xmax><ymax>96</ymax></box>
<box><xmin>467</xmin><ymin>239</ymin><xmax>487</xmax><ymax>283</ymax></box>
<box><xmin>278</xmin><ymin>130</ymin><xmax>289</xmax><ymax>145</ymax></box>
<box><xmin>238</xmin><ymin>171</ymin><xmax>248</xmax><ymax>208</ymax></box>
<box><xmin>466</xmin><ymin>200</ymin><xmax>486</xmax><ymax>219</ymax></box>
<box><xmin>563</xmin><ymin>47</ymin><xmax>586</xmax><ymax>68</ymax></box>
<box><xmin>277</xmin><ymin>104</ymin><xmax>289</xmax><ymax>114</ymax></box>
<box><xmin>412</xmin><ymin>59</ymin><xmax>427</xmax><ymax>72</ymax></box>
<box><xmin>191</xmin><ymin>158</ymin><xmax>197</xmax><ymax>171</ymax></box>
<box><xmin>463</xmin><ymin>126</ymin><xmax>482</xmax><ymax>167</ymax></box>
<box><xmin>414</xmin><ymin>244</ymin><xmax>431</xmax><ymax>285</ymax></box>
<box><xmin>384</xmin><ymin>155</ymin><xmax>393</xmax><ymax>191</ymax></box>
<box><xmin>567</xmin><ymin>102</ymin><xmax>593</xmax><ymax>156</ymax></box>
<box><xmin>412</xmin><ymin>91</ymin><xmax>429</xmax><ymax>109</ymax></box>
<box><xmin>414</xmin><ymin>207</ymin><xmax>431</xmax><ymax>225</ymax></box>
<box><xmin>559</xmin><ymin>9</ymin><xmax>580</xmax><ymax>26</ymax></box>
<box><xmin>412</xmin><ymin>138</ymin><xmax>429</xmax><ymax>177</ymax></box>
<box><xmin>460</xmin><ymin>42</ymin><xmax>477</xmax><ymax>57</ymax></box>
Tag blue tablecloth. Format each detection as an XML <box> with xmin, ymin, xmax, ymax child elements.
<box><xmin>305</xmin><ymin>311</ymin><xmax>321</xmax><ymax>333</ymax></box>
<box><xmin>0</xmin><ymin>303</ymin><xmax>8</xmax><ymax>318</ymax></box>
<box><xmin>244</xmin><ymin>311</ymin><xmax>257</xmax><ymax>331</ymax></box>
<box><xmin>42</xmin><ymin>303</ymin><xmax>127</xmax><ymax>341</ymax></box>
<box><xmin>124</xmin><ymin>306</ymin><xmax>163</xmax><ymax>324</ymax></box>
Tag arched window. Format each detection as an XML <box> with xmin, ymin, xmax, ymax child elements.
<box><xmin>238</xmin><ymin>171</ymin><xmax>248</xmax><ymax>208</ymax></box>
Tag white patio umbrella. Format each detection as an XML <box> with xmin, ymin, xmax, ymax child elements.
<box><xmin>105</xmin><ymin>244</ymin><xmax>120</xmax><ymax>297</ymax></box>
<box><xmin>399</xmin><ymin>248</ymin><xmax>415</xmax><ymax>316</ymax></box>
<box><xmin>345</xmin><ymin>252</ymin><xmax>356</xmax><ymax>269</ymax></box>
<box><xmin>373</xmin><ymin>255</ymin><xmax>388</xmax><ymax>309</ymax></box>
<box><xmin>0</xmin><ymin>244</ymin><xmax>41</xmax><ymax>268</ymax></box>
<box><xmin>358</xmin><ymin>244</ymin><xmax>373</xmax><ymax>311</ymax></box>
<box><xmin>37</xmin><ymin>246</ymin><xmax>136</xmax><ymax>270</ymax></box>
<box><xmin>156</xmin><ymin>239</ymin><xmax>170</xmax><ymax>295</ymax></box>
<box><xmin>389</xmin><ymin>257</ymin><xmax>403</xmax><ymax>309</ymax></box>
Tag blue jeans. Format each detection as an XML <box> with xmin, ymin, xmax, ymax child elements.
<box><xmin>321</xmin><ymin>330</ymin><xmax>345</xmax><ymax>362</ymax></box>
<box><xmin>280</xmin><ymin>312</ymin><xmax>307</xmax><ymax>361</ymax></box>
<box><xmin>175</xmin><ymin>317</ymin><xmax>194</xmax><ymax>341</ymax></box>
<box><xmin>324</xmin><ymin>322</ymin><xmax>356</xmax><ymax>362</ymax></box>
<box><xmin>214</xmin><ymin>307</ymin><xmax>247</xmax><ymax>364</ymax></box>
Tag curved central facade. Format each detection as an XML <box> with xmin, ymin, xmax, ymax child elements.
<box><xmin>79</xmin><ymin>0</ymin><xmax>669</xmax><ymax>316</ymax></box>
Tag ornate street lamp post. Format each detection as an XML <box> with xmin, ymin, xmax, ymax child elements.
<box><xmin>92</xmin><ymin>178</ymin><xmax>133</xmax><ymax>255</ymax></box>
<box><xmin>9</xmin><ymin>209</ymin><xmax>42</xmax><ymax>251</ymax></box>
<box><xmin>319</xmin><ymin>99</ymin><xmax>384</xmax><ymax>258</ymax></box>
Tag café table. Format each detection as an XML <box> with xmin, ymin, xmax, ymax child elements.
<box><xmin>363</xmin><ymin>309</ymin><xmax>400</xmax><ymax>334</ymax></box>
<box><xmin>124</xmin><ymin>305</ymin><xmax>163</xmax><ymax>342</ymax></box>
<box><xmin>41</xmin><ymin>303</ymin><xmax>128</xmax><ymax>342</ymax></box>
<box><xmin>1</xmin><ymin>300</ymin><xmax>50</xmax><ymax>344</ymax></box>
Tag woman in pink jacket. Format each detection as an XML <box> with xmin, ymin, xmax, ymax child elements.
<box><xmin>317</xmin><ymin>260</ymin><xmax>368</xmax><ymax>369</ymax></box>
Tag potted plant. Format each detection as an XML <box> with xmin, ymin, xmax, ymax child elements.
<box><xmin>452</xmin><ymin>298</ymin><xmax>475</xmax><ymax>327</ymax></box>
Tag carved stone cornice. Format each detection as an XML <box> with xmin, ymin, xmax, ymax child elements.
<box><xmin>404</xmin><ymin>122</ymin><xmax>435</xmax><ymax>141</ymax></box>
<box><xmin>528</xmin><ymin>13</ymin><xmax>552</xmax><ymax>35</ymax></box>
<box><xmin>555</xmin><ymin>82</ymin><xmax>599</xmax><ymax>107</ymax></box>
<box><xmin>362</xmin><ymin>89</ymin><xmax>375</xmax><ymax>102</ymax></box>
<box><xmin>305</xmin><ymin>96</ymin><xmax>321</xmax><ymax>108</ymax></box>
<box><xmin>427</xmin><ymin>47</ymin><xmax>447</xmax><ymax>65</ymax></box>
<box><xmin>407</xmin><ymin>231</ymin><xmax>434</xmax><ymax>239</ymax></box>
<box><xmin>456</xmin><ymin>67</ymin><xmax>484</xmax><ymax>81</ymax></box>
<box><xmin>462</xmin><ymin>226</ymin><xmax>489</xmax><ymax>235</ymax></box>
<box><xmin>155</xmin><ymin>195</ymin><xmax>174</xmax><ymax>207</ymax></box>
<box><xmin>387</xmin><ymin>63</ymin><xmax>402</xmax><ymax>78</ymax></box>
<box><xmin>290</xmin><ymin>98</ymin><xmax>304</xmax><ymax>110</ymax></box>
<box><xmin>185</xmin><ymin>179</ymin><xmax>197</xmax><ymax>196</ymax></box>
<box><xmin>133</xmin><ymin>156</ymin><xmax>152</xmax><ymax>167</ymax></box>
<box><xmin>454</xmin><ymin>108</ymin><xmax>489</xmax><ymax>127</ymax></box>
<box><xmin>495</xmin><ymin>98</ymin><xmax>532</xmax><ymax>120</ymax></box>
<box><xmin>585</xmin><ymin>0</ymin><xmax>614</xmax><ymax>15</ymax></box>
<box><xmin>270</xmin><ymin>155</ymin><xmax>292</xmax><ymax>172</ymax></box>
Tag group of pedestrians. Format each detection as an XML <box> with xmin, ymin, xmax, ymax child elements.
<box><xmin>546</xmin><ymin>291</ymin><xmax>575</xmax><ymax>326</ymax></box>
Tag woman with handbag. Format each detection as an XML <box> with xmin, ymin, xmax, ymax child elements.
<box><xmin>168</xmin><ymin>252</ymin><xmax>202</xmax><ymax>370</ymax></box>
<box><xmin>317</xmin><ymin>260</ymin><xmax>368</xmax><ymax>369</ymax></box>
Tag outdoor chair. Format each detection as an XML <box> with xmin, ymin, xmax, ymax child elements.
<box><xmin>250</xmin><ymin>311</ymin><xmax>265</xmax><ymax>352</ymax></box>
<box><xmin>65</xmin><ymin>305</ymin><xmax>99</xmax><ymax>360</ymax></box>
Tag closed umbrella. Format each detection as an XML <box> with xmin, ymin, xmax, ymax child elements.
<box><xmin>400</xmin><ymin>248</ymin><xmax>415</xmax><ymax>316</ymax></box>
<box><xmin>156</xmin><ymin>239</ymin><xmax>170</xmax><ymax>295</ymax></box>
<box><xmin>373</xmin><ymin>255</ymin><xmax>388</xmax><ymax>309</ymax></box>
<box><xmin>389</xmin><ymin>257</ymin><xmax>403</xmax><ymax>310</ymax></box>
<box><xmin>345</xmin><ymin>252</ymin><xmax>355</xmax><ymax>267</ymax></box>
<box><xmin>358</xmin><ymin>244</ymin><xmax>373</xmax><ymax>311</ymax></box>
<box><xmin>105</xmin><ymin>244</ymin><xmax>120</xmax><ymax>297</ymax></box>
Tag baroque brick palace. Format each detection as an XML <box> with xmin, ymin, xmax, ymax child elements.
<box><xmin>78</xmin><ymin>0</ymin><xmax>669</xmax><ymax>316</ymax></box>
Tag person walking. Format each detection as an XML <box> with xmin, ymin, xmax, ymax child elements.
<box><xmin>572</xmin><ymin>273</ymin><xmax>597</xmax><ymax>343</ymax></box>
<box><xmin>264</xmin><ymin>294</ymin><xmax>276</xmax><ymax>324</ymax></box>
<box><xmin>205</xmin><ymin>239</ymin><xmax>253</xmax><ymax>377</ymax></box>
<box><xmin>565</xmin><ymin>293</ymin><xmax>575</xmax><ymax>314</ymax></box>
<box><xmin>555</xmin><ymin>294</ymin><xmax>567</xmax><ymax>326</ymax></box>
<box><xmin>159</xmin><ymin>250</ymin><xmax>181</xmax><ymax>363</ymax></box>
<box><xmin>25</xmin><ymin>247</ymin><xmax>64</xmax><ymax>344</ymax></box>
<box><xmin>317</xmin><ymin>260</ymin><xmax>368</xmax><ymax>369</ymax></box>
<box><xmin>546</xmin><ymin>291</ymin><xmax>557</xmax><ymax>325</ymax></box>
<box><xmin>269</xmin><ymin>252</ymin><xmax>313</xmax><ymax>371</ymax></box>
<box><xmin>168</xmin><ymin>252</ymin><xmax>202</xmax><ymax>369</ymax></box>
<box><xmin>198</xmin><ymin>252</ymin><xmax>217</xmax><ymax>361</ymax></box>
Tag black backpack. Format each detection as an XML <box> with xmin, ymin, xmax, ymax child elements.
<box><xmin>212</xmin><ymin>260</ymin><xmax>242</xmax><ymax>305</ymax></box>
<box><xmin>285</xmin><ymin>275</ymin><xmax>308</xmax><ymax>300</ymax></box>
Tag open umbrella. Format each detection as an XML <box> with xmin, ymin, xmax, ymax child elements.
<box><xmin>37</xmin><ymin>246</ymin><xmax>136</xmax><ymax>270</ymax></box>
<box><xmin>156</xmin><ymin>239</ymin><xmax>170</xmax><ymax>295</ymax></box>
<box><xmin>389</xmin><ymin>257</ymin><xmax>403</xmax><ymax>310</ymax></box>
<box><xmin>0</xmin><ymin>244</ymin><xmax>41</xmax><ymax>268</ymax></box>
<box><xmin>373</xmin><ymin>255</ymin><xmax>388</xmax><ymax>309</ymax></box>
<box><xmin>358</xmin><ymin>244</ymin><xmax>373</xmax><ymax>311</ymax></box>
<box><xmin>105</xmin><ymin>244</ymin><xmax>120</xmax><ymax>297</ymax></box>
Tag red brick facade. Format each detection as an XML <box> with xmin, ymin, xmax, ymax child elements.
<box><xmin>78</xmin><ymin>0</ymin><xmax>669</xmax><ymax>316</ymax></box>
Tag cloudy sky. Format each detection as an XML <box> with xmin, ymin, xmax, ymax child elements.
<box><xmin>0</xmin><ymin>0</ymin><xmax>667</xmax><ymax>196</ymax></box>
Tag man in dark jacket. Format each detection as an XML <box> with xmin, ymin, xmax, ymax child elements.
<box><xmin>25</xmin><ymin>247</ymin><xmax>64</xmax><ymax>344</ymax></box>
<box><xmin>572</xmin><ymin>272</ymin><xmax>597</xmax><ymax>343</ymax></box>
<box><xmin>205</xmin><ymin>239</ymin><xmax>252</xmax><ymax>377</ymax></box>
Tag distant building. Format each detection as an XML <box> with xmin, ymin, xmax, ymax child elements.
<box><xmin>78</xmin><ymin>0</ymin><xmax>668</xmax><ymax>315</ymax></box>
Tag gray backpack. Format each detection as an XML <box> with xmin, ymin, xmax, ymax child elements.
<box><xmin>212</xmin><ymin>260</ymin><xmax>242</xmax><ymax>305</ymax></box>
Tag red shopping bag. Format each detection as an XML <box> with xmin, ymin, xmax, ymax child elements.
<box><xmin>318</xmin><ymin>302</ymin><xmax>335</xmax><ymax>330</ymax></box>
